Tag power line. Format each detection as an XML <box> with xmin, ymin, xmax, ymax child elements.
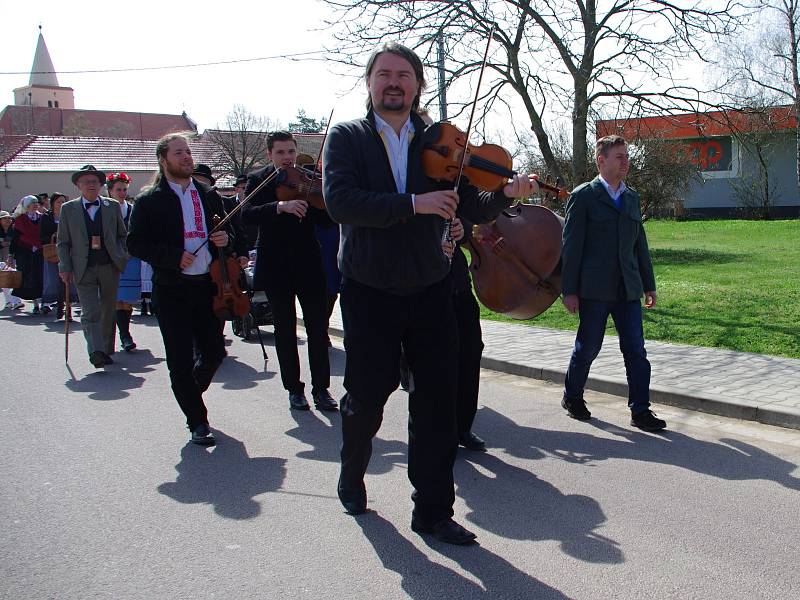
<box><xmin>0</xmin><ymin>49</ymin><xmax>333</xmax><ymax>76</ymax></box>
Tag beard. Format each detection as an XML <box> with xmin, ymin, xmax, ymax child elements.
<box><xmin>164</xmin><ymin>158</ymin><xmax>194</xmax><ymax>180</ymax></box>
<box><xmin>378</xmin><ymin>88</ymin><xmax>412</xmax><ymax>112</ymax></box>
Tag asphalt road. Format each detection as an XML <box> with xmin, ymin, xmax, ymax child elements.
<box><xmin>1</xmin><ymin>310</ymin><xmax>799</xmax><ymax>599</ymax></box>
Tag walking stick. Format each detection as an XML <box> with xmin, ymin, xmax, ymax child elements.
<box><xmin>64</xmin><ymin>280</ymin><xmax>70</xmax><ymax>363</ymax></box>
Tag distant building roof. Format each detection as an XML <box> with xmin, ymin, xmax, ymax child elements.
<box><xmin>596</xmin><ymin>105</ymin><xmax>797</xmax><ymax>140</ymax></box>
<box><xmin>0</xmin><ymin>106</ymin><xmax>198</xmax><ymax>139</ymax></box>
<box><xmin>0</xmin><ymin>135</ymin><xmax>219</xmax><ymax>172</ymax></box>
<box><xmin>0</xmin><ymin>132</ymin><xmax>327</xmax><ymax>175</ymax></box>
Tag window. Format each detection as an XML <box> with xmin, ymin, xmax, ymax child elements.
<box><xmin>54</xmin><ymin>101</ymin><xmax>59</xmax><ymax>108</ymax></box>
<box><xmin>48</xmin><ymin>100</ymin><xmax>53</xmax><ymax>107</ymax></box>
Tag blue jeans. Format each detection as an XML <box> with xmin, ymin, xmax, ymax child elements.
<box><xmin>564</xmin><ymin>299</ymin><xmax>651</xmax><ymax>414</ymax></box>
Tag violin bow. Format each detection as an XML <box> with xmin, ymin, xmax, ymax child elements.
<box><xmin>191</xmin><ymin>167</ymin><xmax>281</xmax><ymax>256</ymax></box>
<box><xmin>443</xmin><ymin>23</ymin><xmax>496</xmax><ymax>253</ymax></box>
<box><xmin>302</xmin><ymin>108</ymin><xmax>334</xmax><ymax>207</ymax></box>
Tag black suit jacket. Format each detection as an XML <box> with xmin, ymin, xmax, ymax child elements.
<box><xmin>241</xmin><ymin>164</ymin><xmax>329</xmax><ymax>291</ymax></box>
<box><xmin>128</xmin><ymin>177</ymin><xmax>233</xmax><ymax>286</ymax></box>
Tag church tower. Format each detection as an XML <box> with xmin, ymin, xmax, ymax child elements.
<box><xmin>13</xmin><ymin>28</ymin><xmax>75</xmax><ymax>109</ymax></box>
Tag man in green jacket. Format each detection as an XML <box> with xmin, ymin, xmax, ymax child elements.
<box><xmin>560</xmin><ymin>135</ymin><xmax>666</xmax><ymax>432</ymax></box>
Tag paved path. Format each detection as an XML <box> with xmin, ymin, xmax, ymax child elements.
<box><xmin>326</xmin><ymin>309</ymin><xmax>800</xmax><ymax>430</ymax></box>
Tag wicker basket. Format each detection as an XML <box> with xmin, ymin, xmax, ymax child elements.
<box><xmin>0</xmin><ymin>270</ymin><xmax>22</xmax><ymax>288</ymax></box>
<box><xmin>43</xmin><ymin>234</ymin><xmax>59</xmax><ymax>264</ymax></box>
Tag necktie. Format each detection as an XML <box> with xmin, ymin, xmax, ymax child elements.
<box><xmin>85</xmin><ymin>200</ymin><xmax>99</xmax><ymax>208</ymax></box>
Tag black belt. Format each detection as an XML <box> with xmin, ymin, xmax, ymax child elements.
<box><xmin>178</xmin><ymin>273</ymin><xmax>212</xmax><ymax>283</ymax></box>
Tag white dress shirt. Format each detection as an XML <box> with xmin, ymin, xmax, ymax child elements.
<box><xmin>374</xmin><ymin>112</ymin><xmax>417</xmax><ymax>212</ymax></box>
<box><xmin>81</xmin><ymin>196</ymin><xmax>101</xmax><ymax>221</ymax></box>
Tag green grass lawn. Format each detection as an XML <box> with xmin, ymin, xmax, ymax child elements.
<box><xmin>478</xmin><ymin>220</ymin><xmax>800</xmax><ymax>359</ymax></box>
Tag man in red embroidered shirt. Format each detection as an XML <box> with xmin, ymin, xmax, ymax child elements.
<box><xmin>128</xmin><ymin>134</ymin><xmax>233</xmax><ymax>446</ymax></box>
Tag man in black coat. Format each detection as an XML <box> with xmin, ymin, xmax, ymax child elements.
<box><xmin>241</xmin><ymin>131</ymin><xmax>337</xmax><ymax>413</ymax></box>
<box><xmin>323</xmin><ymin>42</ymin><xmax>539</xmax><ymax>545</ymax></box>
<box><xmin>127</xmin><ymin>134</ymin><xmax>233</xmax><ymax>446</ymax></box>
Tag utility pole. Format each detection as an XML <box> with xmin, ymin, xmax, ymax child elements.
<box><xmin>437</xmin><ymin>32</ymin><xmax>447</xmax><ymax>122</ymax></box>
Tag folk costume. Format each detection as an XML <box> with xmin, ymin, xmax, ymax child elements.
<box><xmin>127</xmin><ymin>174</ymin><xmax>233</xmax><ymax>441</ymax></box>
<box><xmin>323</xmin><ymin>109</ymin><xmax>514</xmax><ymax>529</ymax></box>
<box><xmin>56</xmin><ymin>167</ymin><xmax>129</xmax><ymax>366</ymax></box>
<box><xmin>108</xmin><ymin>172</ymin><xmax>141</xmax><ymax>352</ymax></box>
<box><xmin>10</xmin><ymin>196</ymin><xmax>44</xmax><ymax>309</ymax></box>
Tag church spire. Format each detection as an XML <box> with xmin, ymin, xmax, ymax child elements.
<box><xmin>30</xmin><ymin>28</ymin><xmax>59</xmax><ymax>87</ymax></box>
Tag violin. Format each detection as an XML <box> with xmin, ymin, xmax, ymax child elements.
<box><xmin>422</xmin><ymin>121</ymin><xmax>567</xmax><ymax>320</ymax></box>
<box><xmin>422</xmin><ymin>122</ymin><xmax>568</xmax><ymax>199</ymax></box>
<box><xmin>275</xmin><ymin>165</ymin><xmax>326</xmax><ymax>211</ymax></box>
<box><xmin>208</xmin><ymin>215</ymin><xmax>250</xmax><ymax>320</ymax></box>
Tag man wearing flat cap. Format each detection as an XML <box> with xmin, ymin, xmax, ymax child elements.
<box><xmin>57</xmin><ymin>165</ymin><xmax>129</xmax><ymax>368</ymax></box>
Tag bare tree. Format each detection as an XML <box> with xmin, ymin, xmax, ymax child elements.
<box><xmin>714</xmin><ymin>0</ymin><xmax>800</xmax><ymax>191</ymax></box>
<box><xmin>204</xmin><ymin>105</ymin><xmax>279</xmax><ymax>178</ymax></box>
<box><xmin>322</xmin><ymin>0</ymin><xmax>743</xmax><ymax>182</ymax></box>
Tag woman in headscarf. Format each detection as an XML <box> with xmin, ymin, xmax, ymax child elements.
<box><xmin>10</xmin><ymin>195</ymin><xmax>44</xmax><ymax>313</ymax></box>
<box><xmin>39</xmin><ymin>192</ymin><xmax>77</xmax><ymax>319</ymax></box>
<box><xmin>107</xmin><ymin>172</ymin><xmax>140</xmax><ymax>351</ymax></box>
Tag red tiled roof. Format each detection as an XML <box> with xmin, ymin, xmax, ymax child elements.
<box><xmin>0</xmin><ymin>106</ymin><xmax>197</xmax><ymax>139</ymax></box>
<box><xmin>596</xmin><ymin>105</ymin><xmax>796</xmax><ymax>140</ymax></box>
<box><xmin>0</xmin><ymin>136</ymin><xmax>220</xmax><ymax>172</ymax></box>
<box><xmin>0</xmin><ymin>135</ymin><xmax>35</xmax><ymax>166</ymax></box>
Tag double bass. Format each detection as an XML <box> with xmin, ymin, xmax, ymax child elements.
<box><xmin>422</xmin><ymin>121</ymin><xmax>567</xmax><ymax>320</ymax></box>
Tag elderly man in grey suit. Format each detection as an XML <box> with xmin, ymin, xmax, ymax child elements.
<box><xmin>57</xmin><ymin>165</ymin><xmax>128</xmax><ymax>368</ymax></box>
<box><xmin>560</xmin><ymin>135</ymin><xmax>666</xmax><ymax>432</ymax></box>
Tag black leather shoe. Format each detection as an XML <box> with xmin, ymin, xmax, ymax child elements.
<box><xmin>89</xmin><ymin>351</ymin><xmax>106</xmax><ymax>368</ymax></box>
<box><xmin>289</xmin><ymin>392</ymin><xmax>310</xmax><ymax>411</ymax></box>
<box><xmin>338</xmin><ymin>475</ymin><xmax>368</xmax><ymax>515</ymax></box>
<box><xmin>631</xmin><ymin>410</ymin><xmax>667</xmax><ymax>432</ymax></box>
<box><xmin>103</xmin><ymin>353</ymin><xmax>114</xmax><ymax>365</ymax></box>
<box><xmin>121</xmin><ymin>336</ymin><xmax>136</xmax><ymax>352</ymax></box>
<box><xmin>191</xmin><ymin>423</ymin><xmax>216</xmax><ymax>446</ymax></box>
<box><xmin>561</xmin><ymin>397</ymin><xmax>591</xmax><ymax>420</ymax></box>
<box><xmin>459</xmin><ymin>431</ymin><xmax>486</xmax><ymax>451</ymax></box>
<box><xmin>312</xmin><ymin>390</ymin><xmax>338</xmax><ymax>412</ymax></box>
<box><xmin>411</xmin><ymin>517</ymin><xmax>477</xmax><ymax>545</ymax></box>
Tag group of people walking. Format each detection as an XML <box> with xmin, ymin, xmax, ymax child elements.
<box><xmin>1</xmin><ymin>170</ymin><xmax>154</xmax><ymax>359</ymax></box>
<box><xmin>1</xmin><ymin>41</ymin><xmax>666</xmax><ymax>548</ymax></box>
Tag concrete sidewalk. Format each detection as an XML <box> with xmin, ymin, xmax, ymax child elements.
<box><xmin>324</xmin><ymin>309</ymin><xmax>800</xmax><ymax>431</ymax></box>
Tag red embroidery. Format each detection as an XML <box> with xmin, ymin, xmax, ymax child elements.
<box><xmin>184</xmin><ymin>189</ymin><xmax>207</xmax><ymax>239</ymax></box>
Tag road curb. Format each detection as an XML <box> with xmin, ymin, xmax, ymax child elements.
<box><xmin>320</xmin><ymin>321</ymin><xmax>800</xmax><ymax>431</ymax></box>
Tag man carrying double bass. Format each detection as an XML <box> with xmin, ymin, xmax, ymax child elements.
<box><xmin>323</xmin><ymin>41</ymin><xmax>539</xmax><ymax>545</ymax></box>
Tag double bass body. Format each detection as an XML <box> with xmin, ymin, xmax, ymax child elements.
<box><xmin>466</xmin><ymin>203</ymin><xmax>564</xmax><ymax>320</ymax></box>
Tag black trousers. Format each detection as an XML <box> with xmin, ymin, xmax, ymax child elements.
<box><xmin>339</xmin><ymin>276</ymin><xmax>459</xmax><ymax>525</ymax></box>
<box><xmin>453</xmin><ymin>289</ymin><xmax>484</xmax><ymax>435</ymax></box>
<box><xmin>265</xmin><ymin>273</ymin><xmax>330</xmax><ymax>394</ymax></box>
<box><xmin>154</xmin><ymin>281</ymin><xmax>226</xmax><ymax>431</ymax></box>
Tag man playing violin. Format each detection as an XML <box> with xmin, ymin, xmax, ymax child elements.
<box><xmin>323</xmin><ymin>41</ymin><xmax>539</xmax><ymax>545</ymax></box>
<box><xmin>241</xmin><ymin>131</ymin><xmax>337</xmax><ymax>413</ymax></box>
<box><xmin>127</xmin><ymin>133</ymin><xmax>232</xmax><ymax>447</ymax></box>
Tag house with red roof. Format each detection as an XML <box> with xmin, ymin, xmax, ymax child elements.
<box><xmin>596</xmin><ymin>106</ymin><xmax>798</xmax><ymax>218</ymax></box>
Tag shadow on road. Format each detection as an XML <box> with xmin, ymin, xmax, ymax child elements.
<box><xmin>480</xmin><ymin>407</ymin><xmax>800</xmax><ymax>491</ymax></box>
<box><xmin>456</xmin><ymin>451</ymin><xmax>622</xmax><ymax>564</ymax></box>
<box><xmin>64</xmin><ymin>348</ymin><xmax>164</xmax><ymax>400</ymax></box>
<box><xmin>157</xmin><ymin>429</ymin><xmax>286</xmax><ymax>520</ymax></box>
<box><xmin>214</xmin><ymin>353</ymin><xmax>275</xmax><ymax>389</ymax></box>
<box><xmin>355</xmin><ymin>512</ymin><xmax>570</xmax><ymax>600</ymax></box>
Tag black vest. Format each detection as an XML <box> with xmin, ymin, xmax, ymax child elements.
<box><xmin>82</xmin><ymin>204</ymin><xmax>111</xmax><ymax>267</ymax></box>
